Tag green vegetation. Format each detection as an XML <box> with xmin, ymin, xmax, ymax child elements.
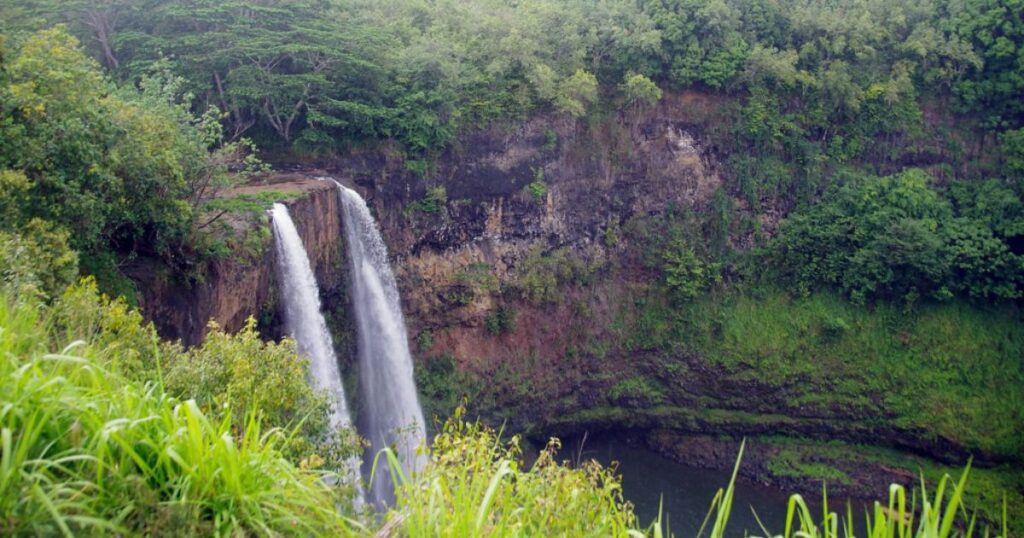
<box><xmin>663</xmin><ymin>246</ymin><xmax>722</xmax><ymax>302</ymax></box>
<box><xmin>485</xmin><ymin>307</ymin><xmax>516</xmax><ymax>336</ymax></box>
<box><xmin>526</xmin><ymin>179</ymin><xmax>547</xmax><ymax>201</ymax></box>
<box><xmin>526</xmin><ymin>167</ymin><xmax>548</xmax><ymax>202</ymax></box>
<box><xmin>382</xmin><ymin>416</ymin><xmax>1008</xmax><ymax>538</ymax></box>
<box><xmin>768</xmin><ymin>448</ymin><xmax>852</xmax><ymax>486</ymax></box>
<box><xmin>624</xmin><ymin>286</ymin><xmax>1024</xmax><ymax>459</ymax></box>
<box><xmin>0</xmin><ymin>282</ymin><xmax>360</xmax><ymax>535</ymax></box>
<box><xmin>203</xmin><ymin>191</ymin><xmax>303</xmax><ymax>214</ymax></box>
<box><xmin>0</xmin><ymin>27</ymin><xmax>266</xmax><ymax>294</ymax></box>
<box><xmin>454</xmin><ymin>263</ymin><xmax>500</xmax><ymax>298</ymax></box>
<box><xmin>415</xmin><ymin>354</ymin><xmax>482</xmax><ymax>423</ymax></box>
<box><xmin>405</xmin><ymin>186</ymin><xmax>448</xmax><ymax>215</ymax></box>
<box><xmin>759</xmin><ymin>436</ymin><xmax>1024</xmax><ymax>533</ymax></box>
<box><xmin>2</xmin><ymin>0</ymin><xmax>1023</xmax><ymax>533</ymax></box>
<box><xmin>0</xmin><ymin>273</ymin><xmax>1013</xmax><ymax>534</ymax></box>
<box><xmin>608</xmin><ymin>376</ymin><xmax>666</xmax><ymax>407</ymax></box>
<box><xmin>514</xmin><ymin>246</ymin><xmax>602</xmax><ymax>304</ymax></box>
<box><xmin>770</xmin><ymin>169</ymin><xmax>1024</xmax><ymax>304</ymax></box>
<box><xmin>382</xmin><ymin>412</ymin><xmax>646</xmax><ymax>536</ymax></box>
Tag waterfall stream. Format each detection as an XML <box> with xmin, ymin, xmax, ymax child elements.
<box><xmin>270</xmin><ymin>203</ymin><xmax>364</xmax><ymax>505</ymax></box>
<box><xmin>335</xmin><ymin>184</ymin><xmax>428</xmax><ymax>509</ymax></box>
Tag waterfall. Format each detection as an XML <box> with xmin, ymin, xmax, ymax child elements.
<box><xmin>270</xmin><ymin>203</ymin><xmax>364</xmax><ymax>505</ymax></box>
<box><xmin>335</xmin><ymin>184</ymin><xmax>427</xmax><ymax>508</ymax></box>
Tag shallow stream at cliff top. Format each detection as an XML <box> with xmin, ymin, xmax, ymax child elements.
<box><xmin>567</xmin><ymin>439</ymin><xmax>842</xmax><ymax>537</ymax></box>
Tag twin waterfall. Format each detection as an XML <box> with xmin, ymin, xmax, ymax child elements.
<box><xmin>337</xmin><ymin>186</ymin><xmax>428</xmax><ymax>507</ymax></box>
<box><xmin>270</xmin><ymin>184</ymin><xmax>426</xmax><ymax>510</ymax></box>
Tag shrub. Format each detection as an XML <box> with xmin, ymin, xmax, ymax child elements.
<box><xmin>663</xmin><ymin>246</ymin><xmax>721</xmax><ymax>301</ymax></box>
<box><xmin>50</xmin><ymin>278</ymin><xmax>161</xmax><ymax>380</ymax></box>
<box><xmin>161</xmin><ymin>319</ymin><xmax>356</xmax><ymax>468</ymax></box>
<box><xmin>771</xmin><ymin>170</ymin><xmax>1024</xmax><ymax>303</ymax></box>
<box><xmin>453</xmin><ymin>262</ymin><xmax>499</xmax><ymax>298</ymax></box>
<box><xmin>406</xmin><ymin>186</ymin><xmax>448</xmax><ymax>215</ymax></box>
<box><xmin>526</xmin><ymin>166</ymin><xmax>547</xmax><ymax>201</ymax></box>
<box><xmin>0</xmin><ymin>220</ymin><xmax>78</xmax><ymax>301</ymax></box>
<box><xmin>382</xmin><ymin>411</ymin><xmax>645</xmax><ymax>536</ymax></box>
<box><xmin>515</xmin><ymin>246</ymin><xmax>600</xmax><ymax>303</ymax></box>
<box><xmin>417</xmin><ymin>329</ymin><xmax>434</xmax><ymax>353</ymax></box>
<box><xmin>415</xmin><ymin>355</ymin><xmax>481</xmax><ymax>422</ymax></box>
<box><xmin>485</xmin><ymin>306</ymin><xmax>516</xmax><ymax>335</ymax></box>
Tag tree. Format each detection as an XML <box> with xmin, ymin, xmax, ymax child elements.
<box><xmin>0</xmin><ymin>27</ymin><xmax>257</xmax><ymax>262</ymax></box>
<box><xmin>771</xmin><ymin>169</ymin><xmax>1024</xmax><ymax>303</ymax></box>
<box><xmin>622</xmin><ymin>72</ymin><xmax>663</xmax><ymax>109</ymax></box>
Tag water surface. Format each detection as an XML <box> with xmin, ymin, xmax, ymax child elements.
<box><xmin>572</xmin><ymin>439</ymin><xmax>805</xmax><ymax>537</ymax></box>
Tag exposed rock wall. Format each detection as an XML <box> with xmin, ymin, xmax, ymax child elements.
<box><xmin>130</xmin><ymin>178</ymin><xmax>346</xmax><ymax>346</ymax></box>
<box><xmin>303</xmin><ymin>93</ymin><xmax>991</xmax><ymax>475</ymax></box>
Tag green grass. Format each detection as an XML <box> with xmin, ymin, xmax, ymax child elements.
<box><xmin>380</xmin><ymin>412</ymin><xmax>651</xmax><ymax>537</ymax></box>
<box><xmin>380</xmin><ymin>415</ymin><xmax>1008</xmax><ymax>538</ymax></box>
<box><xmin>768</xmin><ymin>448</ymin><xmax>853</xmax><ymax>486</ymax></box>
<box><xmin>404</xmin><ymin>186</ymin><xmax>448</xmax><ymax>215</ymax></box>
<box><xmin>203</xmin><ymin>191</ymin><xmax>303</xmax><ymax>214</ymax></box>
<box><xmin>623</xmin><ymin>287</ymin><xmax>1024</xmax><ymax>460</ymax></box>
<box><xmin>759</xmin><ymin>436</ymin><xmax>1024</xmax><ymax>536</ymax></box>
<box><xmin>0</xmin><ymin>295</ymin><xmax>360</xmax><ymax>536</ymax></box>
<box><xmin>608</xmin><ymin>376</ymin><xmax>667</xmax><ymax>407</ymax></box>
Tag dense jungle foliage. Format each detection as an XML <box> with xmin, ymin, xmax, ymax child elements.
<box><xmin>0</xmin><ymin>0</ymin><xmax>1022</xmax><ymax>535</ymax></box>
<box><xmin>2</xmin><ymin>0</ymin><xmax>1022</xmax><ymax>302</ymax></box>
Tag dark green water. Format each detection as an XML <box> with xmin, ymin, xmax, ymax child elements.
<box><xmin>571</xmin><ymin>439</ymin><xmax>808</xmax><ymax>537</ymax></box>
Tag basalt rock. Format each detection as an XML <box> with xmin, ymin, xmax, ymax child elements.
<box><xmin>128</xmin><ymin>176</ymin><xmax>347</xmax><ymax>347</ymax></box>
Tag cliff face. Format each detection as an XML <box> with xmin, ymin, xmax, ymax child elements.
<box><xmin>325</xmin><ymin>92</ymin><xmax>727</xmax><ymax>324</ymax></box>
<box><xmin>304</xmin><ymin>93</ymin><xmax>996</xmax><ymax>491</ymax></box>
<box><xmin>130</xmin><ymin>178</ymin><xmax>347</xmax><ymax>347</ymax></box>
<box><xmin>304</xmin><ymin>95</ymin><xmax>747</xmax><ymax>435</ymax></box>
<box><xmin>129</xmin><ymin>92</ymin><xmax>1001</xmax><ymax>499</ymax></box>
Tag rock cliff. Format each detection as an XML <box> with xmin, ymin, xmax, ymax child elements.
<box><xmin>128</xmin><ymin>177</ymin><xmax>348</xmax><ymax>347</ymax></box>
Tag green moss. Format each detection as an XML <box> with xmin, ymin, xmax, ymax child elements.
<box><xmin>756</xmin><ymin>436</ymin><xmax>1024</xmax><ymax>535</ymax></box>
<box><xmin>767</xmin><ymin>448</ymin><xmax>852</xmax><ymax>485</ymax></box>
<box><xmin>204</xmin><ymin>191</ymin><xmax>302</xmax><ymax>214</ymax></box>
<box><xmin>607</xmin><ymin>376</ymin><xmax>665</xmax><ymax>407</ymax></box>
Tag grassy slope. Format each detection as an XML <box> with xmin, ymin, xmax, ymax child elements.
<box><xmin>684</xmin><ymin>290</ymin><xmax>1023</xmax><ymax>457</ymax></box>
<box><xmin>615</xmin><ymin>285</ymin><xmax>1024</xmax><ymax>531</ymax></box>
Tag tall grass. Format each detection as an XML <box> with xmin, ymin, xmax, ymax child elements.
<box><xmin>703</xmin><ymin>452</ymin><xmax>1007</xmax><ymax>538</ymax></box>
<box><xmin>378</xmin><ymin>412</ymin><xmax>650</xmax><ymax>537</ymax></box>
<box><xmin>0</xmin><ymin>296</ymin><xmax>359</xmax><ymax>536</ymax></box>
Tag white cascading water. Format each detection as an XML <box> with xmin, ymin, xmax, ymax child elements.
<box><xmin>270</xmin><ymin>203</ymin><xmax>364</xmax><ymax>505</ymax></box>
<box><xmin>334</xmin><ymin>184</ymin><xmax>427</xmax><ymax>508</ymax></box>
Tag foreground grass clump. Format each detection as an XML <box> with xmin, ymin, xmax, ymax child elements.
<box><xmin>743</xmin><ymin>461</ymin><xmax>1008</xmax><ymax>538</ymax></box>
<box><xmin>383</xmin><ymin>427</ymin><xmax>1007</xmax><ymax>538</ymax></box>
<box><xmin>0</xmin><ymin>294</ymin><xmax>358</xmax><ymax>536</ymax></box>
<box><xmin>382</xmin><ymin>411</ymin><xmax>650</xmax><ymax>537</ymax></box>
